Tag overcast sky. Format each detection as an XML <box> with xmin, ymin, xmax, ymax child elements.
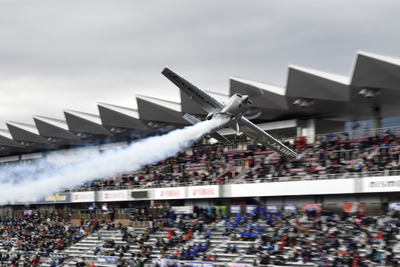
<box><xmin>1</xmin><ymin>0</ymin><xmax>400</xmax><ymax>129</ymax></box>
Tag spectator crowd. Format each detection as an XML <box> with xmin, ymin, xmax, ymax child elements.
<box><xmin>66</xmin><ymin>130</ymin><xmax>400</xmax><ymax>191</ymax></box>
<box><xmin>1</xmin><ymin>200</ymin><xmax>400</xmax><ymax>266</ymax></box>
<box><xmin>155</xmin><ymin>207</ymin><xmax>400</xmax><ymax>266</ymax></box>
<box><xmin>0</xmin><ymin>211</ymin><xmax>102</xmax><ymax>266</ymax></box>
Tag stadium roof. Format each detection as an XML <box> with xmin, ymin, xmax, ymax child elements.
<box><xmin>1</xmin><ymin>51</ymin><xmax>400</xmax><ymax>157</ymax></box>
<box><xmin>33</xmin><ymin>116</ymin><xmax>82</xmax><ymax>144</ymax></box>
<box><xmin>136</xmin><ymin>95</ymin><xmax>187</xmax><ymax>125</ymax></box>
<box><xmin>97</xmin><ymin>103</ymin><xmax>148</xmax><ymax>132</ymax></box>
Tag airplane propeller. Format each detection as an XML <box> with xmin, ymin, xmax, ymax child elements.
<box><xmin>245</xmin><ymin>107</ymin><xmax>262</xmax><ymax>120</ymax></box>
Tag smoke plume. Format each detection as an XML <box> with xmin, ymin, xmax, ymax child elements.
<box><xmin>0</xmin><ymin>117</ymin><xmax>229</xmax><ymax>203</ymax></box>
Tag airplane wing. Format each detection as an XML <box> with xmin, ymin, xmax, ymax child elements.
<box><xmin>238</xmin><ymin>117</ymin><xmax>298</xmax><ymax>160</ymax></box>
<box><xmin>162</xmin><ymin>67</ymin><xmax>223</xmax><ymax>114</ymax></box>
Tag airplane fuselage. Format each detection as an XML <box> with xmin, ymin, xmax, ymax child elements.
<box><xmin>213</xmin><ymin>93</ymin><xmax>252</xmax><ymax>122</ymax></box>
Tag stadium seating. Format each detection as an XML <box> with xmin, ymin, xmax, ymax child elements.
<box><xmin>26</xmin><ymin>208</ymin><xmax>400</xmax><ymax>266</ymax></box>
<box><xmin>64</xmin><ymin>131</ymin><xmax>400</xmax><ymax>192</ymax></box>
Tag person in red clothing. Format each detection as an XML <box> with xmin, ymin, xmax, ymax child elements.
<box><xmin>174</xmin><ymin>250</ymin><xmax>180</xmax><ymax>258</ymax></box>
<box><xmin>376</xmin><ymin>230</ymin><xmax>384</xmax><ymax>240</ymax></box>
<box><xmin>279</xmin><ymin>243</ymin><xmax>284</xmax><ymax>253</ymax></box>
<box><xmin>32</xmin><ymin>256</ymin><xmax>39</xmax><ymax>266</ymax></box>
<box><xmin>280</xmin><ymin>235</ymin><xmax>287</xmax><ymax>246</ymax></box>
<box><xmin>182</xmin><ymin>234</ymin><xmax>190</xmax><ymax>241</ymax></box>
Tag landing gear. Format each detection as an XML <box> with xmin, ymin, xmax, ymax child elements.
<box><xmin>235</xmin><ymin>132</ymin><xmax>243</xmax><ymax>140</ymax></box>
<box><xmin>234</xmin><ymin>123</ymin><xmax>243</xmax><ymax>140</ymax></box>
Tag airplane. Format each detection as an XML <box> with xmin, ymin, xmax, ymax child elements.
<box><xmin>161</xmin><ymin>67</ymin><xmax>298</xmax><ymax>160</ymax></box>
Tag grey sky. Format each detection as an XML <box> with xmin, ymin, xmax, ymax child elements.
<box><xmin>1</xmin><ymin>0</ymin><xmax>400</xmax><ymax>129</ymax></box>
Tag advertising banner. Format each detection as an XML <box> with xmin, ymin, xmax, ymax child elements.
<box><xmin>155</xmin><ymin>187</ymin><xmax>186</xmax><ymax>199</ymax></box>
<box><xmin>215</xmin><ymin>206</ymin><xmax>227</xmax><ymax>215</ymax></box>
<box><xmin>42</xmin><ymin>193</ymin><xmax>71</xmax><ymax>203</ymax></box>
<box><xmin>245</xmin><ymin>205</ymin><xmax>257</xmax><ymax>214</ymax></box>
<box><xmin>71</xmin><ymin>192</ymin><xmax>95</xmax><ymax>203</ymax></box>
<box><xmin>343</xmin><ymin>202</ymin><xmax>365</xmax><ymax>213</ymax></box>
<box><xmin>23</xmin><ymin>210</ymin><xmax>32</xmax><ymax>215</ymax></box>
<box><xmin>388</xmin><ymin>202</ymin><xmax>400</xmax><ymax>211</ymax></box>
<box><xmin>302</xmin><ymin>203</ymin><xmax>322</xmax><ymax>212</ymax></box>
<box><xmin>284</xmin><ymin>204</ymin><xmax>297</xmax><ymax>213</ymax></box>
<box><xmin>363</xmin><ymin>176</ymin><xmax>400</xmax><ymax>192</ymax></box>
<box><xmin>100</xmin><ymin>190</ymin><xmax>128</xmax><ymax>202</ymax></box>
<box><xmin>188</xmin><ymin>185</ymin><xmax>219</xmax><ymax>198</ymax></box>
<box><xmin>13</xmin><ymin>193</ymin><xmax>71</xmax><ymax>205</ymax></box>
<box><xmin>202</xmin><ymin>206</ymin><xmax>211</xmax><ymax>214</ymax></box>
<box><xmin>230</xmin><ymin>205</ymin><xmax>241</xmax><ymax>214</ymax></box>
<box><xmin>171</xmin><ymin>206</ymin><xmax>193</xmax><ymax>214</ymax></box>
<box><xmin>266</xmin><ymin>204</ymin><xmax>279</xmax><ymax>213</ymax></box>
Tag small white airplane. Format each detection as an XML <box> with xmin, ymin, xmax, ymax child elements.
<box><xmin>162</xmin><ymin>67</ymin><xmax>298</xmax><ymax>160</ymax></box>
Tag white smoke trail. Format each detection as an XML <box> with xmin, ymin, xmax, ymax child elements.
<box><xmin>0</xmin><ymin>116</ymin><xmax>230</xmax><ymax>203</ymax></box>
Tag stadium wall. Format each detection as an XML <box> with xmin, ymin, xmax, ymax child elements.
<box><xmin>0</xmin><ymin>176</ymin><xmax>398</xmax><ymax>216</ymax></box>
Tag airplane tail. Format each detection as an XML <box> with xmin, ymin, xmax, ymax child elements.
<box><xmin>183</xmin><ymin>113</ymin><xmax>230</xmax><ymax>144</ymax></box>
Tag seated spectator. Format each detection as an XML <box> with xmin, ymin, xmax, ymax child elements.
<box><xmin>231</xmin><ymin>245</ymin><xmax>238</xmax><ymax>253</ymax></box>
<box><xmin>202</xmin><ymin>229</ymin><xmax>212</xmax><ymax>238</ymax></box>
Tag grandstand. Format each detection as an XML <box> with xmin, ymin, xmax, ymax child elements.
<box><xmin>2</xmin><ymin>51</ymin><xmax>400</xmax><ymax>266</ymax></box>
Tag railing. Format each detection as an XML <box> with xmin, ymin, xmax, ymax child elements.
<box><xmin>314</xmin><ymin>125</ymin><xmax>400</xmax><ymax>141</ymax></box>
